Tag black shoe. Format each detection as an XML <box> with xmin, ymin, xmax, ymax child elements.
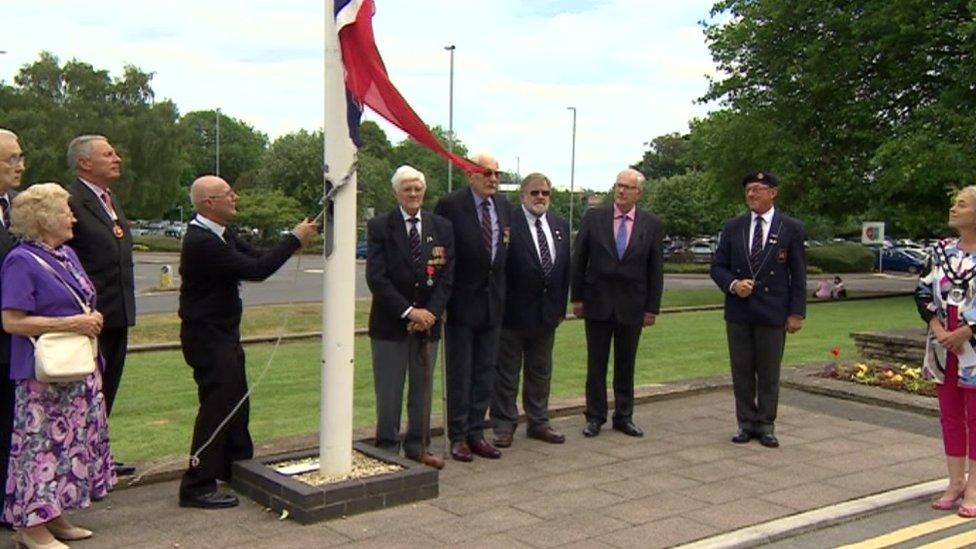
<box><xmin>612</xmin><ymin>421</ymin><xmax>644</xmax><ymax>437</ymax></box>
<box><xmin>582</xmin><ymin>421</ymin><xmax>602</xmax><ymax>438</ymax></box>
<box><xmin>179</xmin><ymin>491</ymin><xmax>240</xmax><ymax>509</ymax></box>
<box><xmin>731</xmin><ymin>429</ymin><xmax>752</xmax><ymax>444</ymax></box>
<box><xmin>759</xmin><ymin>433</ymin><xmax>780</xmax><ymax>448</ymax></box>
<box><xmin>114</xmin><ymin>461</ymin><xmax>136</xmax><ymax>476</ymax></box>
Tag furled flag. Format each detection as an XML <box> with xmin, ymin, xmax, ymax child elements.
<box><xmin>335</xmin><ymin>0</ymin><xmax>483</xmax><ymax>174</ymax></box>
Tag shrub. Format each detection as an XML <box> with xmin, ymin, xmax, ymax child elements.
<box><xmin>806</xmin><ymin>243</ymin><xmax>874</xmax><ymax>273</ymax></box>
<box><xmin>132</xmin><ymin>235</ymin><xmax>182</xmax><ymax>253</ymax></box>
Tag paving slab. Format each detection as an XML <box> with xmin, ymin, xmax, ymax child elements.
<box><xmin>0</xmin><ymin>386</ymin><xmax>946</xmax><ymax>548</ymax></box>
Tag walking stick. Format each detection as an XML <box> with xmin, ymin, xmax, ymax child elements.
<box><xmin>439</xmin><ymin>314</ymin><xmax>449</xmax><ymax>457</ymax></box>
<box><xmin>417</xmin><ymin>328</ymin><xmax>433</xmax><ymax>460</ymax></box>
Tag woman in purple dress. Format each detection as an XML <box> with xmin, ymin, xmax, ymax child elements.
<box><xmin>1</xmin><ymin>183</ymin><xmax>115</xmax><ymax>548</ymax></box>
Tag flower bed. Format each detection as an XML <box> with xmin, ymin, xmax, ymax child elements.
<box><xmin>818</xmin><ymin>348</ymin><xmax>935</xmax><ymax>397</ymax></box>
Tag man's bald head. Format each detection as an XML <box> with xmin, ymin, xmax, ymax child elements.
<box><xmin>190</xmin><ymin>175</ymin><xmax>238</xmax><ymax>225</ymax></box>
<box><xmin>468</xmin><ymin>151</ymin><xmax>500</xmax><ymax>198</ymax></box>
<box><xmin>0</xmin><ymin>129</ymin><xmax>24</xmax><ymax>193</ymax></box>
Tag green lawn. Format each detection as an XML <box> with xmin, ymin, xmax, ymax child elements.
<box><xmin>110</xmin><ymin>296</ymin><xmax>920</xmax><ymax>462</ymax></box>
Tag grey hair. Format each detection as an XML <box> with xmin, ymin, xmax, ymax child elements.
<box><xmin>390</xmin><ymin>165</ymin><xmax>426</xmax><ymax>191</ymax></box>
<box><xmin>618</xmin><ymin>168</ymin><xmax>646</xmax><ymax>184</ymax></box>
<box><xmin>0</xmin><ymin>129</ymin><xmax>17</xmax><ymax>141</ymax></box>
<box><xmin>66</xmin><ymin>134</ymin><xmax>108</xmax><ymax>170</ymax></box>
<box><xmin>520</xmin><ymin>172</ymin><xmax>551</xmax><ymax>190</ymax></box>
<box><xmin>9</xmin><ymin>183</ymin><xmax>70</xmax><ymax>243</ymax></box>
<box><xmin>955</xmin><ymin>186</ymin><xmax>976</xmax><ymax>207</ymax></box>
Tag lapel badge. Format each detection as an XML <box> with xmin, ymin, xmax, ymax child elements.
<box><xmin>502</xmin><ymin>227</ymin><xmax>511</xmax><ymax>247</ymax></box>
<box><xmin>768</xmin><ymin>232</ymin><xmax>778</xmax><ymax>246</ymax></box>
<box><xmin>777</xmin><ymin>248</ymin><xmax>788</xmax><ymax>263</ymax></box>
<box><xmin>425</xmin><ymin>234</ymin><xmax>434</xmax><ymax>244</ymax></box>
<box><xmin>554</xmin><ymin>228</ymin><xmax>562</xmax><ymax>241</ymax></box>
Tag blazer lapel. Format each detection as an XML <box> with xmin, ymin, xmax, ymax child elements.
<box><xmin>420</xmin><ymin>211</ymin><xmax>438</xmax><ymax>269</ymax></box>
<box><xmin>622</xmin><ymin>210</ymin><xmax>647</xmax><ymax>260</ymax></box>
<box><xmin>388</xmin><ymin>211</ymin><xmax>414</xmax><ymax>272</ymax></box>
<box><xmin>518</xmin><ymin>210</ymin><xmax>543</xmax><ymax>272</ymax></box>
<box><xmin>77</xmin><ymin>180</ymin><xmax>115</xmax><ymax>229</ymax></box>
<box><xmin>602</xmin><ymin>207</ymin><xmax>617</xmax><ymax>258</ymax></box>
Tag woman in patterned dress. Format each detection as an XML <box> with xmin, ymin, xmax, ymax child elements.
<box><xmin>1</xmin><ymin>184</ymin><xmax>115</xmax><ymax>548</ymax></box>
<box><xmin>916</xmin><ymin>185</ymin><xmax>976</xmax><ymax>517</ymax></box>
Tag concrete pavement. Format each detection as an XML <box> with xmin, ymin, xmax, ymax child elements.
<box><xmin>2</xmin><ymin>386</ymin><xmax>947</xmax><ymax>548</ymax></box>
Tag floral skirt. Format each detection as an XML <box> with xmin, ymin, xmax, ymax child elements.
<box><xmin>2</xmin><ymin>372</ymin><xmax>117</xmax><ymax>528</ymax></box>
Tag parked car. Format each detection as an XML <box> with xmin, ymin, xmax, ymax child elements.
<box><xmin>688</xmin><ymin>241</ymin><xmax>714</xmax><ymax>263</ymax></box>
<box><xmin>872</xmin><ymin>247</ymin><xmax>925</xmax><ymax>273</ymax></box>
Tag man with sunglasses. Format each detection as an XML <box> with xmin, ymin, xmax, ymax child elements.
<box><xmin>178</xmin><ymin>175</ymin><xmax>317</xmax><ymax>508</ymax></box>
<box><xmin>571</xmin><ymin>168</ymin><xmax>664</xmax><ymax>438</ymax></box>
<box><xmin>0</xmin><ymin>129</ymin><xmax>23</xmax><ymax>529</ymax></box>
<box><xmin>490</xmin><ymin>173</ymin><xmax>569</xmax><ymax>448</ymax></box>
<box><xmin>434</xmin><ymin>152</ymin><xmax>512</xmax><ymax>462</ymax></box>
<box><xmin>66</xmin><ymin>135</ymin><xmax>137</xmax><ymax>476</ymax></box>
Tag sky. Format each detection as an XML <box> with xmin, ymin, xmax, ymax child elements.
<box><xmin>1</xmin><ymin>0</ymin><xmax>720</xmax><ymax>192</ymax></box>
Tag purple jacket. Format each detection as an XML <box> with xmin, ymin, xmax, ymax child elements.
<box><xmin>0</xmin><ymin>243</ymin><xmax>99</xmax><ymax>380</ymax></box>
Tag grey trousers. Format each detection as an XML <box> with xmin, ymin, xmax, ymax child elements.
<box><xmin>725</xmin><ymin>321</ymin><xmax>786</xmax><ymax>434</ymax></box>
<box><xmin>371</xmin><ymin>336</ymin><xmax>438</xmax><ymax>459</ymax></box>
<box><xmin>490</xmin><ymin>326</ymin><xmax>557</xmax><ymax>435</ymax></box>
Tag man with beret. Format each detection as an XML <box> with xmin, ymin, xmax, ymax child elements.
<box><xmin>710</xmin><ymin>172</ymin><xmax>806</xmax><ymax>448</ymax></box>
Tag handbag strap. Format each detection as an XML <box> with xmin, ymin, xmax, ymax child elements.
<box><xmin>23</xmin><ymin>250</ymin><xmax>92</xmax><ymax>315</ymax></box>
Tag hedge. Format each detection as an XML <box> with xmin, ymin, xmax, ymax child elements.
<box><xmin>805</xmin><ymin>243</ymin><xmax>874</xmax><ymax>273</ymax></box>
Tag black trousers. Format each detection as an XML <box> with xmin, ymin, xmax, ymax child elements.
<box><xmin>584</xmin><ymin>319</ymin><xmax>643</xmax><ymax>424</ymax></box>
<box><xmin>490</xmin><ymin>326</ymin><xmax>557</xmax><ymax>435</ymax></box>
<box><xmin>444</xmin><ymin>322</ymin><xmax>501</xmax><ymax>442</ymax></box>
<box><xmin>370</xmin><ymin>336</ymin><xmax>438</xmax><ymax>459</ymax></box>
<box><xmin>725</xmin><ymin>321</ymin><xmax>786</xmax><ymax>434</ymax></box>
<box><xmin>179</xmin><ymin>322</ymin><xmax>253</xmax><ymax>498</ymax></box>
<box><xmin>99</xmin><ymin>326</ymin><xmax>129</xmax><ymax>416</ymax></box>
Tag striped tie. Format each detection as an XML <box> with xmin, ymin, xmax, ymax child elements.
<box><xmin>0</xmin><ymin>197</ymin><xmax>8</xmax><ymax>229</ymax></box>
<box><xmin>481</xmin><ymin>200</ymin><xmax>493</xmax><ymax>256</ymax></box>
<box><xmin>750</xmin><ymin>216</ymin><xmax>764</xmax><ymax>271</ymax></box>
<box><xmin>536</xmin><ymin>218</ymin><xmax>553</xmax><ymax>280</ymax></box>
<box><xmin>407</xmin><ymin>217</ymin><xmax>423</xmax><ymax>266</ymax></box>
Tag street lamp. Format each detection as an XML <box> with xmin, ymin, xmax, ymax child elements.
<box><xmin>567</xmin><ymin>106</ymin><xmax>577</xmax><ymax>240</ymax></box>
<box><xmin>215</xmin><ymin>108</ymin><xmax>221</xmax><ymax>176</ymax></box>
<box><xmin>445</xmin><ymin>45</ymin><xmax>455</xmax><ymax>193</ymax></box>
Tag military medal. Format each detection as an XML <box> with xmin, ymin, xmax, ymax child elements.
<box><xmin>113</xmin><ymin>224</ymin><xmax>124</xmax><ymax>239</ymax></box>
<box><xmin>426</xmin><ymin>265</ymin><xmax>435</xmax><ymax>287</ymax></box>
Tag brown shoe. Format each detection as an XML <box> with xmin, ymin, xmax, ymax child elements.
<box><xmin>450</xmin><ymin>441</ymin><xmax>473</xmax><ymax>462</ymax></box>
<box><xmin>527</xmin><ymin>426</ymin><xmax>565</xmax><ymax>444</ymax></box>
<box><xmin>493</xmin><ymin>432</ymin><xmax>513</xmax><ymax>448</ymax></box>
<box><xmin>468</xmin><ymin>438</ymin><xmax>502</xmax><ymax>459</ymax></box>
<box><xmin>414</xmin><ymin>452</ymin><xmax>445</xmax><ymax>470</ymax></box>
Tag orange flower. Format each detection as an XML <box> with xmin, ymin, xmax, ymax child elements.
<box><xmin>830</xmin><ymin>346</ymin><xmax>841</xmax><ymax>358</ymax></box>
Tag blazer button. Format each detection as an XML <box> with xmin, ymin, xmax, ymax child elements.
<box><xmin>769</xmin><ymin>270</ymin><xmax>774</xmax><ymax>275</ymax></box>
<box><xmin>415</xmin><ymin>283</ymin><xmax>419</xmax><ymax>288</ymax></box>
<box><xmin>764</xmin><ymin>287</ymin><xmax>769</xmax><ymax>292</ymax></box>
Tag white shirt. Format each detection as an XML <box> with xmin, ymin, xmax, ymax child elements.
<box><xmin>80</xmin><ymin>178</ymin><xmax>117</xmax><ymax>221</ymax></box>
<box><xmin>190</xmin><ymin>213</ymin><xmax>227</xmax><ymax>243</ymax></box>
<box><xmin>400</xmin><ymin>207</ymin><xmax>422</xmax><ymax>237</ymax></box>
<box><xmin>749</xmin><ymin>206</ymin><xmax>775</xmax><ymax>251</ymax></box>
<box><xmin>522</xmin><ymin>205</ymin><xmax>556</xmax><ymax>264</ymax></box>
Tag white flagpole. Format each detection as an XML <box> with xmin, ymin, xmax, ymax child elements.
<box><xmin>321</xmin><ymin>0</ymin><xmax>356</xmax><ymax>475</ymax></box>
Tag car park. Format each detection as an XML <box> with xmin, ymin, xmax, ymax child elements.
<box><xmin>872</xmin><ymin>247</ymin><xmax>925</xmax><ymax>273</ymax></box>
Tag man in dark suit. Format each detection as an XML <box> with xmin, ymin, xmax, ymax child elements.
<box><xmin>490</xmin><ymin>172</ymin><xmax>570</xmax><ymax>447</ymax></box>
<box><xmin>65</xmin><ymin>135</ymin><xmax>136</xmax><ymax>475</ymax></box>
<box><xmin>571</xmin><ymin>168</ymin><xmax>664</xmax><ymax>438</ymax></box>
<box><xmin>178</xmin><ymin>175</ymin><xmax>317</xmax><ymax>508</ymax></box>
<box><xmin>367</xmin><ymin>165</ymin><xmax>454</xmax><ymax>470</ymax></box>
<box><xmin>434</xmin><ymin>152</ymin><xmax>511</xmax><ymax>461</ymax></box>
<box><xmin>710</xmin><ymin>172</ymin><xmax>806</xmax><ymax>448</ymax></box>
<box><xmin>0</xmin><ymin>129</ymin><xmax>23</xmax><ymax>528</ymax></box>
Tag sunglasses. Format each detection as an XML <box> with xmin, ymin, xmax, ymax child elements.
<box><xmin>481</xmin><ymin>169</ymin><xmax>503</xmax><ymax>178</ymax></box>
<box><xmin>528</xmin><ymin>189</ymin><xmax>551</xmax><ymax>197</ymax></box>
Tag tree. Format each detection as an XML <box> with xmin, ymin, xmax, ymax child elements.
<box><xmin>179</xmin><ymin>110</ymin><xmax>268</xmax><ymax>188</ymax></box>
<box><xmin>633</xmin><ymin>133</ymin><xmax>696</xmax><ymax>180</ymax></box>
<box><xmin>390</xmin><ymin>125</ymin><xmax>469</xmax><ymax>209</ymax></box>
<box><xmin>234</xmin><ymin>187</ymin><xmax>305</xmax><ymax>239</ymax></box>
<box><xmin>255</xmin><ymin>129</ymin><xmax>324</xmax><ymax>214</ymax></box>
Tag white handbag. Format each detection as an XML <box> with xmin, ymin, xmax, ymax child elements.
<box><xmin>25</xmin><ymin>251</ymin><xmax>98</xmax><ymax>383</ymax></box>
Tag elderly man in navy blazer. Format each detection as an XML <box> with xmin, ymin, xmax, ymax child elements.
<box><xmin>490</xmin><ymin>173</ymin><xmax>570</xmax><ymax>448</ymax></box>
<box><xmin>434</xmin><ymin>152</ymin><xmax>511</xmax><ymax>462</ymax></box>
<box><xmin>710</xmin><ymin>172</ymin><xmax>807</xmax><ymax>448</ymax></box>
<box><xmin>366</xmin><ymin>165</ymin><xmax>454</xmax><ymax>470</ymax></box>
<box><xmin>572</xmin><ymin>168</ymin><xmax>664</xmax><ymax>438</ymax></box>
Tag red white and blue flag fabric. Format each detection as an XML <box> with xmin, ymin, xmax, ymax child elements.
<box><xmin>335</xmin><ymin>0</ymin><xmax>482</xmax><ymax>174</ymax></box>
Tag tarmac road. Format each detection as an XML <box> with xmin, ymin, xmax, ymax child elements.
<box><xmin>133</xmin><ymin>252</ymin><xmax>918</xmax><ymax>316</ymax></box>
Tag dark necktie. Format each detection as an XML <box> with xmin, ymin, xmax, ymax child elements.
<box><xmin>750</xmin><ymin>216</ymin><xmax>764</xmax><ymax>270</ymax></box>
<box><xmin>481</xmin><ymin>200</ymin><xmax>493</xmax><ymax>256</ymax></box>
<box><xmin>0</xmin><ymin>197</ymin><xmax>8</xmax><ymax>229</ymax></box>
<box><xmin>615</xmin><ymin>215</ymin><xmax>629</xmax><ymax>259</ymax></box>
<box><xmin>535</xmin><ymin>218</ymin><xmax>553</xmax><ymax>279</ymax></box>
<box><xmin>407</xmin><ymin>217</ymin><xmax>423</xmax><ymax>266</ymax></box>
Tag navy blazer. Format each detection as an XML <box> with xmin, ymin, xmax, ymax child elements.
<box><xmin>503</xmin><ymin>207</ymin><xmax>570</xmax><ymax>331</ymax></box>
<box><xmin>710</xmin><ymin>210</ymin><xmax>807</xmax><ymax>327</ymax></box>
<box><xmin>570</xmin><ymin>205</ymin><xmax>664</xmax><ymax>325</ymax></box>
<box><xmin>365</xmin><ymin>209</ymin><xmax>455</xmax><ymax>341</ymax></box>
<box><xmin>434</xmin><ymin>188</ymin><xmax>511</xmax><ymax>328</ymax></box>
<box><xmin>66</xmin><ymin>179</ymin><xmax>135</xmax><ymax>329</ymax></box>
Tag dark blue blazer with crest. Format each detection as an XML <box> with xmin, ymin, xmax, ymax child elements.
<box><xmin>503</xmin><ymin>207</ymin><xmax>570</xmax><ymax>331</ymax></box>
<box><xmin>710</xmin><ymin>210</ymin><xmax>807</xmax><ymax>327</ymax></box>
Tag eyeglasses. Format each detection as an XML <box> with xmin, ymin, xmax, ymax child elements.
<box><xmin>207</xmin><ymin>189</ymin><xmax>237</xmax><ymax>200</ymax></box>
<box><xmin>615</xmin><ymin>182</ymin><xmax>640</xmax><ymax>191</ymax></box>
<box><xmin>528</xmin><ymin>189</ymin><xmax>551</xmax><ymax>197</ymax></box>
<box><xmin>2</xmin><ymin>155</ymin><xmax>25</xmax><ymax>167</ymax></box>
<box><xmin>481</xmin><ymin>169</ymin><xmax>503</xmax><ymax>178</ymax></box>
